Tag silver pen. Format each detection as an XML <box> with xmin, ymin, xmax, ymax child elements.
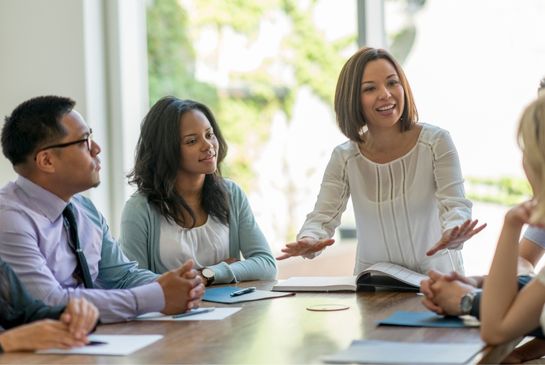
<box><xmin>230</xmin><ymin>287</ymin><xmax>257</xmax><ymax>297</ymax></box>
<box><xmin>172</xmin><ymin>307</ymin><xmax>215</xmax><ymax>318</ymax></box>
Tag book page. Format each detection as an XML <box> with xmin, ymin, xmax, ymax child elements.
<box><xmin>272</xmin><ymin>276</ymin><xmax>357</xmax><ymax>291</ymax></box>
<box><xmin>365</xmin><ymin>262</ymin><xmax>427</xmax><ymax>287</ymax></box>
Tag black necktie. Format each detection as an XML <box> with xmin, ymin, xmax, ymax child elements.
<box><xmin>62</xmin><ymin>203</ymin><xmax>94</xmax><ymax>288</ymax></box>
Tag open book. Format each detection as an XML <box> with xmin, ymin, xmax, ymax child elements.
<box><xmin>272</xmin><ymin>262</ymin><xmax>427</xmax><ymax>292</ymax></box>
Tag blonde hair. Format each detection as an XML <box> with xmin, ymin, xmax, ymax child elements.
<box><xmin>518</xmin><ymin>95</ymin><xmax>545</xmax><ymax>224</ymax></box>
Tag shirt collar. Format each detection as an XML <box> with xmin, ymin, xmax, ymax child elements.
<box><xmin>15</xmin><ymin>175</ymin><xmax>69</xmax><ymax>222</ymax></box>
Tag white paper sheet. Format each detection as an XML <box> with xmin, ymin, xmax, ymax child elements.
<box><xmin>37</xmin><ymin>334</ymin><xmax>163</xmax><ymax>356</ymax></box>
<box><xmin>136</xmin><ymin>307</ymin><xmax>241</xmax><ymax>321</ymax></box>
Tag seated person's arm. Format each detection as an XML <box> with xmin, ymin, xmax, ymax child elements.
<box><xmin>518</xmin><ymin>237</ymin><xmax>545</xmax><ymax>275</ymax></box>
<box><xmin>480</xmin><ymin>202</ymin><xmax>545</xmax><ymax>345</ymax></box>
<box><xmin>0</xmin><ymin>260</ymin><xmax>63</xmax><ymax>329</ymax></box>
<box><xmin>211</xmin><ymin>183</ymin><xmax>277</xmax><ymax>283</ymax></box>
<box><xmin>0</xmin><ymin>209</ymin><xmax>162</xmax><ymax>323</ymax></box>
<box><xmin>0</xmin><ymin>297</ymin><xmax>99</xmax><ymax>352</ymax></box>
<box><xmin>118</xmin><ymin>194</ymin><xmax>152</xmax><ymax>271</ymax></box>
<box><xmin>0</xmin><ymin>263</ymin><xmax>99</xmax><ymax>352</ymax></box>
<box><xmin>0</xmin><ymin>320</ymin><xmax>86</xmax><ymax>352</ymax></box>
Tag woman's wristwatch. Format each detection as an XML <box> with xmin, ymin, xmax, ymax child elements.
<box><xmin>201</xmin><ymin>267</ymin><xmax>215</xmax><ymax>287</ymax></box>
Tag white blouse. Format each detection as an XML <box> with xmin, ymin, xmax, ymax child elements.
<box><xmin>298</xmin><ymin>123</ymin><xmax>472</xmax><ymax>275</ymax></box>
<box><xmin>159</xmin><ymin>215</ymin><xmax>230</xmax><ymax>270</ymax></box>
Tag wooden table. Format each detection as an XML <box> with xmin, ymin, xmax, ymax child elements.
<box><xmin>0</xmin><ymin>282</ymin><xmax>520</xmax><ymax>364</ymax></box>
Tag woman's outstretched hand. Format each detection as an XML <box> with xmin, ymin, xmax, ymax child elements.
<box><xmin>426</xmin><ymin>219</ymin><xmax>487</xmax><ymax>256</ymax></box>
<box><xmin>276</xmin><ymin>237</ymin><xmax>335</xmax><ymax>260</ymax></box>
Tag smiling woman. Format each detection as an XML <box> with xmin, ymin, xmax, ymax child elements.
<box><xmin>119</xmin><ymin>97</ymin><xmax>277</xmax><ymax>286</ymax></box>
<box><xmin>277</xmin><ymin>47</ymin><xmax>485</xmax><ymax>276</ymax></box>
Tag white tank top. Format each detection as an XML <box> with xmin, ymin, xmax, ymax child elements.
<box><xmin>159</xmin><ymin>214</ymin><xmax>230</xmax><ymax>270</ymax></box>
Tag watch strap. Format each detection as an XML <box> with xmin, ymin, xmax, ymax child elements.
<box><xmin>469</xmin><ymin>290</ymin><xmax>482</xmax><ymax>319</ymax></box>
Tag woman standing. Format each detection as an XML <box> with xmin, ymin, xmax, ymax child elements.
<box><xmin>278</xmin><ymin>47</ymin><xmax>484</xmax><ymax>274</ymax></box>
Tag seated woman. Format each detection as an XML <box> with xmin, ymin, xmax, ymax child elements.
<box><xmin>120</xmin><ymin>97</ymin><xmax>276</xmax><ymax>286</ymax></box>
<box><xmin>0</xmin><ymin>258</ymin><xmax>98</xmax><ymax>352</ymax></box>
<box><xmin>480</xmin><ymin>95</ymin><xmax>545</xmax><ymax>345</ymax></box>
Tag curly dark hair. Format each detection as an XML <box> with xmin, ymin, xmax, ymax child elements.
<box><xmin>128</xmin><ymin>97</ymin><xmax>229</xmax><ymax>227</ymax></box>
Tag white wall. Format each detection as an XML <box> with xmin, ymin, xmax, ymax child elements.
<box><xmin>403</xmin><ymin>0</ymin><xmax>545</xmax><ymax>179</ymax></box>
<box><xmin>0</xmin><ymin>0</ymin><xmax>89</xmax><ymax>183</ymax></box>
<box><xmin>0</xmin><ymin>0</ymin><xmax>148</xmax><ymax>235</ymax></box>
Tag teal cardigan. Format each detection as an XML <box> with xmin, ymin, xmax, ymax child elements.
<box><xmin>119</xmin><ymin>180</ymin><xmax>277</xmax><ymax>284</ymax></box>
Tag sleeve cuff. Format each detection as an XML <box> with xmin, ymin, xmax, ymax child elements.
<box><xmin>132</xmin><ymin>282</ymin><xmax>165</xmax><ymax>315</ymax></box>
<box><xmin>296</xmin><ymin>233</ymin><xmax>325</xmax><ymax>259</ymax></box>
<box><xmin>303</xmin><ymin>250</ymin><xmax>323</xmax><ymax>259</ymax></box>
<box><xmin>208</xmin><ymin>262</ymin><xmax>236</xmax><ymax>284</ymax></box>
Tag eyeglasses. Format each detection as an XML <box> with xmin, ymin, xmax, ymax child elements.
<box><xmin>35</xmin><ymin>129</ymin><xmax>93</xmax><ymax>157</ymax></box>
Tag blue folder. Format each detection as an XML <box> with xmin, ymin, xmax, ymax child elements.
<box><xmin>378</xmin><ymin>311</ymin><xmax>478</xmax><ymax>328</ymax></box>
<box><xmin>203</xmin><ymin>286</ymin><xmax>295</xmax><ymax>304</ymax></box>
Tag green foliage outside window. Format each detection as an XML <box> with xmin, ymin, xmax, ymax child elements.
<box><xmin>147</xmin><ymin>0</ymin><xmax>218</xmax><ymax>108</ymax></box>
<box><xmin>146</xmin><ymin>0</ymin><xmax>352</xmax><ymax>191</ymax></box>
<box><xmin>466</xmin><ymin>176</ymin><xmax>532</xmax><ymax>206</ymax></box>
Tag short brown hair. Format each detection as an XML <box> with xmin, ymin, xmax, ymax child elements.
<box><xmin>334</xmin><ymin>47</ymin><xmax>418</xmax><ymax>142</ymax></box>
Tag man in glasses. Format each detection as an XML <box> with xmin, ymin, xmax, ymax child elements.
<box><xmin>0</xmin><ymin>95</ymin><xmax>204</xmax><ymax>323</ymax></box>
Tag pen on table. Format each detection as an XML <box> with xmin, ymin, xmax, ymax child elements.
<box><xmin>230</xmin><ymin>287</ymin><xmax>257</xmax><ymax>297</ymax></box>
<box><xmin>86</xmin><ymin>340</ymin><xmax>108</xmax><ymax>346</ymax></box>
<box><xmin>172</xmin><ymin>307</ymin><xmax>215</xmax><ymax>318</ymax></box>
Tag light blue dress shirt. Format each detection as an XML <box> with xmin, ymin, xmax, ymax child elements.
<box><xmin>0</xmin><ymin>176</ymin><xmax>164</xmax><ymax>323</ymax></box>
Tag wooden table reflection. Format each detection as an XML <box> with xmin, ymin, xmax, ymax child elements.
<box><xmin>0</xmin><ymin>282</ymin><xmax>519</xmax><ymax>364</ymax></box>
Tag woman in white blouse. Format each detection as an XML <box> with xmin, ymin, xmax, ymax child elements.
<box><xmin>277</xmin><ymin>47</ymin><xmax>484</xmax><ymax>275</ymax></box>
<box><xmin>480</xmin><ymin>95</ymin><xmax>545</xmax><ymax>345</ymax></box>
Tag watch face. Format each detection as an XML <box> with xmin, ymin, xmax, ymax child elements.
<box><xmin>460</xmin><ymin>294</ymin><xmax>473</xmax><ymax>314</ymax></box>
<box><xmin>202</xmin><ymin>268</ymin><xmax>215</xmax><ymax>286</ymax></box>
<box><xmin>202</xmin><ymin>268</ymin><xmax>214</xmax><ymax>279</ymax></box>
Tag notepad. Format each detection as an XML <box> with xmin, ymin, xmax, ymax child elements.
<box><xmin>38</xmin><ymin>334</ymin><xmax>162</xmax><ymax>356</ymax></box>
<box><xmin>272</xmin><ymin>262</ymin><xmax>426</xmax><ymax>292</ymax></box>
<box><xmin>203</xmin><ymin>286</ymin><xmax>295</xmax><ymax>304</ymax></box>
<box><xmin>378</xmin><ymin>311</ymin><xmax>480</xmax><ymax>328</ymax></box>
<box><xmin>322</xmin><ymin>340</ymin><xmax>484</xmax><ymax>364</ymax></box>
